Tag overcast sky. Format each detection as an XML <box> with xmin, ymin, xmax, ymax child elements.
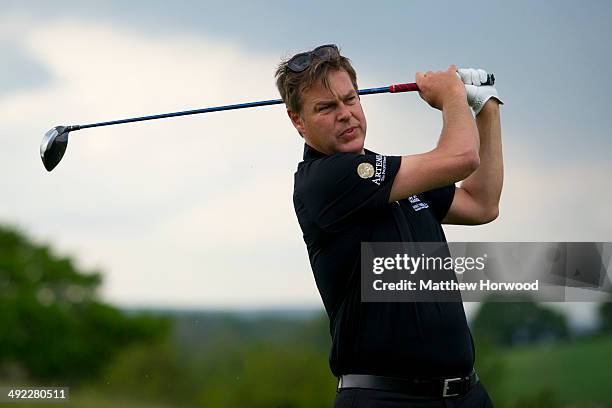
<box><xmin>1</xmin><ymin>1</ymin><xmax>610</xmax><ymax>325</ymax></box>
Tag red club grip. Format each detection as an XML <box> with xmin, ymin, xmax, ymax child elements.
<box><xmin>388</xmin><ymin>74</ymin><xmax>495</xmax><ymax>94</ymax></box>
<box><xmin>389</xmin><ymin>83</ymin><xmax>420</xmax><ymax>93</ymax></box>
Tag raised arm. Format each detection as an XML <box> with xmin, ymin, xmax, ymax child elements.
<box><xmin>389</xmin><ymin>65</ymin><xmax>480</xmax><ymax>203</ymax></box>
<box><xmin>442</xmin><ymin>100</ymin><xmax>503</xmax><ymax>224</ymax></box>
<box><xmin>443</xmin><ymin>69</ymin><xmax>504</xmax><ymax>224</ymax></box>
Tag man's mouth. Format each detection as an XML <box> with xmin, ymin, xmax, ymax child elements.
<box><xmin>340</xmin><ymin>126</ymin><xmax>357</xmax><ymax>138</ymax></box>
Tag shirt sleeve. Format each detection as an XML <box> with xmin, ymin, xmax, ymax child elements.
<box><xmin>297</xmin><ymin>152</ymin><xmax>401</xmax><ymax>232</ymax></box>
<box><xmin>419</xmin><ymin>184</ymin><xmax>456</xmax><ymax>222</ymax></box>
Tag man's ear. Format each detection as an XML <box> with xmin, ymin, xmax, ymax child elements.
<box><xmin>287</xmin><ymin>109</ymin><xmax>306</xmax><ymax>137</ymax></box>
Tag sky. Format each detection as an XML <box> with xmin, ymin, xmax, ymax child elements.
<box><xmin>1</xmin><ymin>1</ymin><xmax>611</xmax><ymax>326</ymax></box>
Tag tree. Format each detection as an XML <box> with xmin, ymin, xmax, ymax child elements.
<box><xmin>598</xmin><ymin>298</ymin><xmax>612</xmax><ymax>334</ymax></box>
<box><xmin>0</xmin><ymin>225</ymin><xmax>170</xmax><ymax>382</ymax></box>
<box><xmin>472</xmin><ymin>296</ymin><xmax>569</xmax><ymax>347</ymax></box>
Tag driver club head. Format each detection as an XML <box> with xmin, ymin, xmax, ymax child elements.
<box><xmin>40</xmin><ymin>126</ymin><xmax>70</xmax><ymax>172</ymax></box>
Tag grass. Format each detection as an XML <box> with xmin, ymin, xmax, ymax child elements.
<box><xmin>3</xmin><ymin>334</ymin><xmax>612</xmax><ymax>407</ymax></box>
<box><xmin>492</xmin><ymin>335</ymin><xmax>612</xmax><ymax>406</ymax></box>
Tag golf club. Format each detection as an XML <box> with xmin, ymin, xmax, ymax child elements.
<box><xmin>40</xmin><ymin>74</ymin><xmax>494</xmax><ymax>172</ymax></box>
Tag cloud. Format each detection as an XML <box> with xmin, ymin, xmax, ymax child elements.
<box><xmin>157</xmin><ymin>174</ymin><xmax>298</xmax><ymax>249</ymax></box>
<box><xmin>0</xmin><ymin>39</ymin><xmax>52</xmax><ymax>98</ymax></box>
<box><xmin>445</xmin><ymin>157</ymin><xmax>612</xmax><ymax>242</ymax></box>
<box><xmin>0</xmin><ymin>15</ymin><xmax>317</xmax><ymax>307</ymax></box>
<box><xmin>1</xmin><ymin>12</ymin><xmax>610</xmax><ymax>310</ymax></box>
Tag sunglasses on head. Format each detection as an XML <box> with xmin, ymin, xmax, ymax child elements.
<box><xmin>286</xmin><ymin>44</ymin><xmax>340</xmax><ymax>73</ymax></box>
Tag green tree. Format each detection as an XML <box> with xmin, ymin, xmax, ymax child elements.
<box><xmin>598</xmin><ymin>297</ymin><xmax>612</xmax><ymax>334</ymax></box>
<box><xmin>472</xmin><ymin>296</ymin><xmax>569</xmax><ymax>347</ymax></box>
<box><xmin>0</xmin><ymin>225</ymin><xmax>170</xmax><ymax>382</ymax></box>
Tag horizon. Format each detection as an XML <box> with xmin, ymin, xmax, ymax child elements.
<box><xmin>1</xmin><ymin>1</ymin><xmax>610</xmax><ymax>323</ymax></box>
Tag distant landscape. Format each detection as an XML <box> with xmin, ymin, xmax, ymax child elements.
<box><xmin>3</xmin><ymin>307</ymin><xmax>612</xmax><ymax>407</ymax></box>
<box><xmin>2</xmin><ymin>225</ymin><xmax>612</xmax><ymax>407</ymax></box>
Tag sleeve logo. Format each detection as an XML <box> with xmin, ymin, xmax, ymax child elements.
<box><xmin>371</xmin><ymin>154</ymin><xmax>387</xmax><ymax>185</ymax></box>
<box><xmin>357</xmin><ymin>162</ymin><xmax>375</xmax><ymax>179</ymax></box>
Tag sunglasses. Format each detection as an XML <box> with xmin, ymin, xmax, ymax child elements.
<box><xmin>286</xmin><ymin>44</ymin><xmax>340</xmax><ymax>73</ymax></box>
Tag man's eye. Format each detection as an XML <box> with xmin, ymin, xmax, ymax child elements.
<box><xmin>318</xmin><ymin>105</ymin><xmax>332</xmax><ymax>112</ymax></box>
<box><xmin>346</xmin><ymin>96</ymin><xmax>357</xmax><ymax>103</ymax></box>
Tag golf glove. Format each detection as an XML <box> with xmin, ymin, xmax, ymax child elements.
<box><xmin>457</xmin><ymin>68</ymin><xmax>503</xmax><ymax>116</ymax></box>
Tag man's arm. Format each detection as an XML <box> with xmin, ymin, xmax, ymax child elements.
<box><xmin>442</xmin><ymin>99</ymin><xmax>503</xmax><ymax>224</ymax></box>
<box><xmin>388</xmin><ymin>65</ymin><xmax>480</xmax><ymax>203</ymax></box>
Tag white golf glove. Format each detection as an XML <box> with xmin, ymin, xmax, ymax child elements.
<box><xmin>457</xmin><ymin>68</ymin><xmax>503</xmax><ymax>116</ymax></box>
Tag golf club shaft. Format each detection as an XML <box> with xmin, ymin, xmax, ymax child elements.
<box><xmin>69</xmin><ymin>74</ymin><xmax>494</xmax><ymax>131</ymax></box>
<box><xmin>70</xmin><ymin>82</ymin><xmax>419</xmax><ymax>131</ymax></box>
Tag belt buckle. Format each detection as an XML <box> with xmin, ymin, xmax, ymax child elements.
<box><xmin>442</xmin><ymin>377</ymin><xmax>462</xmax><ymax>397</ymax></box>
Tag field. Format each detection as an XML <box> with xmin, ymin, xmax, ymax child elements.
<box><xmin>3</xmin><ymin>311</ymin><xmax>612</xmax><ymax>407</ymax></box>
<box><xmin>489</xmin><ymin>335</ymin><xmax>612</xmax><ymax>407</ymax></box>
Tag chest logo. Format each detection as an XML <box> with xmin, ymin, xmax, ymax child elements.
<box><xmin>357</xmin><ymin>162</ymin><xmax>375</xmax><ymax>179</ymax></box>
<box><xmin>408</xmin><ymin>195</ymin><xmax>430</xmax><ymax>211</ymax></box>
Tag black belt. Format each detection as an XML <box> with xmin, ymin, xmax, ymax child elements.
<box><xmin>337</xmin><ymin>370</ymin><xmax>479</xmax><ymax>398</ymax></box>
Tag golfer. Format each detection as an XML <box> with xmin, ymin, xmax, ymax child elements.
<box><xmin>275</xmin><ymin>45</ymin><xmax>502</xmax><ymax>407</ymax></box>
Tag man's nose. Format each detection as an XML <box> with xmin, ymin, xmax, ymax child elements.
<box><xmin>336</xmin><ymin>102</ymin><xmax>351</xmax><ymax>121</ymax></box>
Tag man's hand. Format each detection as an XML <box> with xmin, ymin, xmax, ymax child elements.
<box><xmin>390</xmin><ymin>65</ymin><xmax>479</xmax><ymax>203</ymax></box>
<box><xmin>416</xmin><ymin>65</ymin><xmax>467</xmax><ymax>111</ymax></box>
<box><xmin>457</xmin><ymin>68</ymin><xmax>504</xmax><ymax>116</ymax></box>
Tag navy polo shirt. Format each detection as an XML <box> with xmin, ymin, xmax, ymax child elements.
<box><xmin>293</xmin><ymin>143</ymin><xmax>475</xmax><ymax>378</ymax></box>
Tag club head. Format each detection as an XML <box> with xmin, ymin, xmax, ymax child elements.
<box><xmin>40</xmin><ymin>126</ymin><xmax>70</xmax><ymax>172</ymax></box>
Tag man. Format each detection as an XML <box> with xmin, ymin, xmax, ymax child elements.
<box><xmin>275</xmin><ymin>44</ymin><xmax>502</xmax><ymax>407</ymax></box>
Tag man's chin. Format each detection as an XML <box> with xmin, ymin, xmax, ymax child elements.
<box><xmin>337</xmin><ymin>138</ymin><xmax>365</xmax><ymax>154</ymax></box>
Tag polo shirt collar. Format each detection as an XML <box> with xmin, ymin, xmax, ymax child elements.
<box><xmin>303</xmin><ymin>143</ymin><xmax>374</xmax><ymax>161</ymax></box>
<box><xmin>303</xmin><ymin>143</ymin><xmax>327</xmax><ymax>160</ymax></box>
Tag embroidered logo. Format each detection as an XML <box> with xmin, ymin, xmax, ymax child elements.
<box><xmin>408</xmin><ymin>195</ymin><xmax>429</xmax><ymax>212</ymax></box>
<box><xmin>357</xmin><ymin>162</ymin><xmax>375</xmax><ymax>179</ymax></box>
<box><xmin>371</xmin><ymin>155</ymin><xmax>387</xmax><ymax>186</ymax></box>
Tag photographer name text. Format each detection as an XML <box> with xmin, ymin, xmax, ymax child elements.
<box><xmin>373</xmin><ymin>279</ymin><xmax>540</xmax><ymax>292</ymax></box>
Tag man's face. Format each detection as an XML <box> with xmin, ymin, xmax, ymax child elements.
<box><xmin>289</xmin><ymin>69</ymin><xmax>367</xmax><ymax>155</ymax></box>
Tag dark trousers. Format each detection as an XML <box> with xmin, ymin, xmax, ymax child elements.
<box><xmin>333</xmin><ymin>381</ymin><xmax>494</xmax><ymax>408</ymax></box>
